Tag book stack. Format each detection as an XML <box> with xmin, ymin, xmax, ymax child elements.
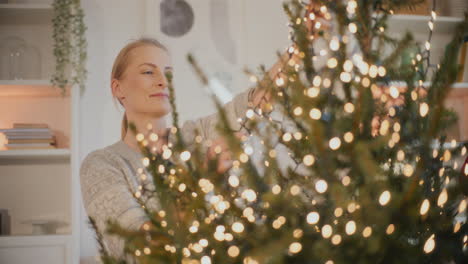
<box><xmin>0</xmin><ymin>123</ymin><xmax>56</xmax><ymax>150</ymax></box>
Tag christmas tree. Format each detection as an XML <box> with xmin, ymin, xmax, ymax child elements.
<box><xmin>90</xmin><ymin>0</ymin><xmax>468</xmax><ymax>263</ymax></box>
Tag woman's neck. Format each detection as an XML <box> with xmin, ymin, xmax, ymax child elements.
<box><xmin>122</xmin><ymin>113</ymin><xmax>169</xmax><ymax>154</ymax></box>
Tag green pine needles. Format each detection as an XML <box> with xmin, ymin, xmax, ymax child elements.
<box><xmin>90</xmin><ymin>0</ymin><xmax>468</xmax><ymax>263</ymax></box>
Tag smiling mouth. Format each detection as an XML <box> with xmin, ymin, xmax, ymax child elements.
<box><xmin>149</xmin><ymin>93</ymin><xmax>169</xmax><ymax>98</ymax></box>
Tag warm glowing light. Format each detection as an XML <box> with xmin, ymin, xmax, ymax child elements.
<box><xmin>307</xmin><ymin>212</ymin><xmax>320</xmax><ymax>224</ymax></box>
<box><xmin>379</xmin><ymin>191</ymin><xmax>391</xmax><ymax>206</ymax></box>
<box><xmin>294</xmin><ymin>106</ymin><xmax>303</xmax><ymax>116</ymax></box>
<box><xmin>344</xmin><ymin>103</ymin><xmax>355</xmax><ymax>113</ymax></box>
<box><xmin>345</xmin><ymin>221</ymin><xmax>356</xmax><ymax>235</ymax></box>
<box><xmin>349</xmin><ymin>23</ymin><xmax>357</xmax><ymax>33</ymax></box>
<box><xmin>283</xmin><ymin>133</ymin><xmax>292</xmax><ymax>142</ymax></box>
<box><xmin>303</xmin><ymin>154</ymin><xmax>315</xmax><ymax>166</ymax></box>
<box><xmin>322</xmin><ymin>225</ymin><xmax>333</xmax><ymax>238</ymax></box>
<box><xmin>307</xmin><ymin>87</ymin><xmax>320</xmax><ymax>97</ymax></box>
<box><xmin>272</xmin><ymin>185</ymin><xmax>281</xmax><ymax>194</ymax></box>
<box><xmin>329</xmin><ymin>137</ymin><xmax>341</xmax><ymax>150</ymax></box>
<box><xmin>289</xmin><ymin>242</ymin><xmax>302</xmax><ymax>254</ymax></box>
<box><xmin>315</xmin><ymin>180</ymin><xmax>328</xmax><ymax>193</ymax></box>
<box><xmin>180</xmin><ymin>151</ymin><xmax>191</xmax><ymax>161</ymax></box>
<box><xmin>242</xmin><ymin>189</ymin><xmax>257</xmax><ymax>202</ymax></box>
<box><xmin>389</xmin><ymin>86</ymin><xmax>399</xmax><ymax>99</ymax></box>
<box><xmin>331</xmin><ymin>234</ymin><xmax>342</xmax><ymax>245</ymax></box>
<box><xmin>403</xmin><ymin>164</ymin><xmax>414</xmax><ymax>177</ymax></box>
<box><xmin>232</xmin><ymin>222</ymin><xmax>245</xmax><ymax>233</ymax></box>
<box><xmin>420</xmin><ymin>103</ymin><xmax>429</xmax><ymax>117</ymax></box>
<box><xmin>290</xmin><ymin>185</ymin><xmax>301</xmax><ymax>195</ymax></box>
<box><xmin>344</xmin><ymin>132</ymin><xmax>354</xmax><ymax>143</ymax></box>
<box><xmin>229</xmin><ymin>175</ymin><xmax>240</xmax><ymax>187</ymax></box>
<box><xmin>330</xmin><ymin>37</ymin><xmax>340</xmax><ymax>51</ymax></box>
<box><xmin>424</xmin><ymin>234</ymin><xmax>436</xmax><ymax>253</ymax></box>
<box><xmin>327</xmin><ymin>58</ymin><xmax>338</xmax><ymax>68</ymax></box>
<box><xmin>459</xmin><ymin>200</ymin><xmax>467</xmax><ymax>213</ymax></box>
<box><xmin>437</xmin><ymin>189</ymin><xmax>448</xmax><ymax>207</ymax></box>
<box><xmin>334</xmin><ymin>207</ymin><xmax>343</xmax><ymax>217</ymax></box>
<box><xmin>386</xmin><ymin>224</ymin><xmax>395</xmax><ymax>235</ymax></box>
<box><xmin>228</xmin><ymin>246</ymin><xmax>240</xmax><ymax>257</ymax></box>
<box><xmin>340</xmin><ymin>72</ymin><xmax>352</xmax><ymax>83</ymax></box>
<box><xmin>201</xmin><ymin>256</ymin><xmax>211</xmax><ymax>264</ymax></box>
<box><xmin>362</xmin><ymin>226</ymin><xmax>372</xmax><ymax>238</ymax></box>
<box><xmin>343</xmin><ymin>60</ymin><xmax>353</xmax><ymax>72</ymax></box>
<box><xmin>420</xmin><ymin>199</ymin><xmax>430</xmax><ymax>215</ymax></box>
<box><xmin>309</xmin><ymin>108</ymin><xmax>322</xmax><ymax>120</ymax></box>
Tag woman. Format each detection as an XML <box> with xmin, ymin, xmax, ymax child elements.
<box><xmin>80</xmin><ymin>37</ymin><xmax>293</xmax><ymax>259</ymax></box>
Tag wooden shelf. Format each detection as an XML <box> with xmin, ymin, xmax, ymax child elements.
<box><xmin>0</xmin><ymin>234</ymin><xmax>70</xmax><ymax>245</ymax></box>
<box><xmin>0</xmin><ymin>81</ymin><xmax>69</xmax><ymax>97</ymax></box>
<box><xmin>0</xmin><ymin>148</ymin><xmax>70</xmax><ymax>161</ymax></box>
<box><xmin>388</xmin><ymin>15</ymin><xmax>464</xmax><ymax>34</ymax></box>
<box><xmin>0</xmin><ymin>3</ymin><xmax>53</xmax><ymax>24</ymax></box>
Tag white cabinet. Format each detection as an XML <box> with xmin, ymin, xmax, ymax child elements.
<box><xmin>0</xmin><ymin>1</ymin><xmax>79</xmax><ymax>263</ymax></box>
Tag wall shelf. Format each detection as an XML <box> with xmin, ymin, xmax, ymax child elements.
<box><xmin>0</xmin><ymin>234</ymin><xmax>70</xmax><ymax>245</ymax></box>
<box><xmin>0</xmin><ymin>81</ymin><xmax>69</xmax><ymax>97</ymax></box>
<box><xmin>0</xmin><ymin>148</ymin><xmax>70</xmax><ymax>161</ymax></box>
<box><xmin>0</xmin><ymin>3</ymin><xmax>52</xmax><ymax>22</ymax></box>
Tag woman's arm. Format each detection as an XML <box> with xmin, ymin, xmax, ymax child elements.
<box><xmin>80</xmin><ymin>152</ymin><xmax>149</xmax><ymax>257</ymax></box>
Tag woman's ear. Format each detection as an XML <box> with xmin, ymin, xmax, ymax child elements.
<box><xmin>111</xmin><ymin>78</ymin><xmax>125</xmax><ymax>100</ymax></box>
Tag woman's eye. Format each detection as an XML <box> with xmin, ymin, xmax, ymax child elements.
<box><xmin>143</xmin><ymin>71</ymin><xmax>153</xmax><ymax>74</ymax></box>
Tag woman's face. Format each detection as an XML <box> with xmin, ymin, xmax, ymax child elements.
<box><xmin>114</xmin><ymin>45</ymin><xmax>173</xmax><ymax>118</ymax></box>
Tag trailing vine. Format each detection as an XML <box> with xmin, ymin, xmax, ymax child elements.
<box><xmin>51</xmin><ymin>0</ymin><xmax>87</xmax><ymax>95</ymax></box>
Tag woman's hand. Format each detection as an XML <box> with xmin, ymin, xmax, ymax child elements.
<box><xmin>206</xmin><ymin>132</ymin><xmax>246</xmax><ymax>174</ymax></box>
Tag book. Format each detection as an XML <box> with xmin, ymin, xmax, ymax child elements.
<box><xmin>5</xmin><ymin>143</ymin><xmax>54</xmax><ymax>147</ymax></box>
<box><xmin>7</xmin><ymin>138</ymin><xmax>56</xmax><ymax>144</ymax></box>
<box><xmin>5</xmin><ymin>145</ymin><xmax>56</xmax><ymax>150</ymax></box>
<box><xmin>13</xmin><ymin>123</ymin><xmax>49</xmax><ymax>129</ymax></box>
<box><xmin>0</xmin><ymin>128</ymin><xmax>51</xmax><ymax>133</ymax></box>
<box><xmin>4</xmin><ymin>135</ymin><xmax>55</xmax><ymax>140</ymax></box>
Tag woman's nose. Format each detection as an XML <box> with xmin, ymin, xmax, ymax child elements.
<box><xmin>157</xmin><ymin>75</ymin><xmax>168</xmax><ymax>88</ymax></box>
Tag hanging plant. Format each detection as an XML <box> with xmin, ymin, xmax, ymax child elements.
<box><xmin>51</xmin><ymin>0</ymin><xmax>87</xmax><ymax>95</ymax></box>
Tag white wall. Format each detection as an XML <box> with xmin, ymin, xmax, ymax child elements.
<box><xmin>78</xmin><ymin>0</ymin><xmax>289</xmax><ymax>261</ymax></box>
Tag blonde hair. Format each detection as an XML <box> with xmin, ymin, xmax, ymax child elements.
<box><xmin>111</xmin><ymin>37</ymin><xmax>168</xmax><ymax>140</ymax></box>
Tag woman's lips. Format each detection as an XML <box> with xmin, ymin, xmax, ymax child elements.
<box><xmin>149</xmin><ymin>93</ymin><xmax>169</xmax><ymax>98</ymax></box>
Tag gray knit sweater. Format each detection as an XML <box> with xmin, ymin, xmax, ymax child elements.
<box><xmin>80</xmin><ymin>88</ymin><xmax>253</xmax><ymax>259</ymax></box>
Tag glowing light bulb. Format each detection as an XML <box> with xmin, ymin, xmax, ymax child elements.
<box><xmin>345</xmin><ymin>221</ymin><xmax>356</xmax><ymax>235</ymax></box>
<box><xmin>362</xmin><ymin>226</ymin><xmax>372</xmax><ymax>238</ymax></box>
<box><xmin>321</xmin><ymin>225</ymin><xmax>333</xmax><ymax>238</ymax></box>
<box><xmin>315</xmin><ymin>180</ymin><xmax>328</xmax><ymax>193</ymax></box>
<box><xmin>327</xmin><ymin>58</ymin><xmax>338</xmax><ymax>68</ymax></box>
<box><xmin>437</xmin><ymin>189</ymin><xmax>448</xmax><ymax>207</ymax></box>
<box><xmin>329</xmin><ymin>137</ymin><xmax>341</xmax><ymax>150</ymax></box>
<box><xmin>303</xmin><ymin>154</ymin><xmax>315</xmax><ymax>166</ymax></box>
<box><xmin>420</xmin><ymin>103</ymin><xmax>429</xmax><ymax>117</ymax></box>
<box><xmin>228</xmin><ymin>246</ymin><xmax>240</xmax><ymax>257</ymax></box>
<box><xmin>330</xmin><ymin>37</ymin><xmax>340</xmax><ymax>51</ymax></box>
<box><xmin>379</xmin><ymin>190</ymin><xmax>391</xmax><ymax>206</ymax></box>
<box><xmin>307</xmin><ymin>212</ymin><xmax>320</xmax><ymax>224</ymax></box>
<box><xmin>309</xmin><ymin>108</ymin><xmax>322</xmax><ymax>120</ymax></box>
<box><xmin>420</xmin><ymin>199</ymin><xmax>430</xmax><ymax>215</ymax></box>
<box><xmin>344</xmin><ymin>103</ymin><xmax>355</xmax><ymax>113</ymax></box>
<box><xmin>289</xmin><ymin>242</ymin><xmax>302</xmax><ymax>254</ymax></box>
<box><xmin>180</xmin><ymin>151</ymin><xmax>191</xmax><ymax>161</ymax></box>
<box><xmin>424</xmin><ymin>234</ymin><xmax>436</xmax><ymax>253</ymax></box>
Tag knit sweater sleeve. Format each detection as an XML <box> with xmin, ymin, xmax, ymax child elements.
<box><xmin>80</xmin><ymin>150</ymin><xmax>147</xmax><ymax>258</ymax></box>
<box><xmin>178</xmin><ymin>87</ymin><xmax>254</xmax><ymax>144</ymax></box>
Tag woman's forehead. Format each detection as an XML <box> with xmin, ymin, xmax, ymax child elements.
<box><xmin>129</xmin><ymin>45</ymin><xmax>172</xmax><ymax>67</ymax></box>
